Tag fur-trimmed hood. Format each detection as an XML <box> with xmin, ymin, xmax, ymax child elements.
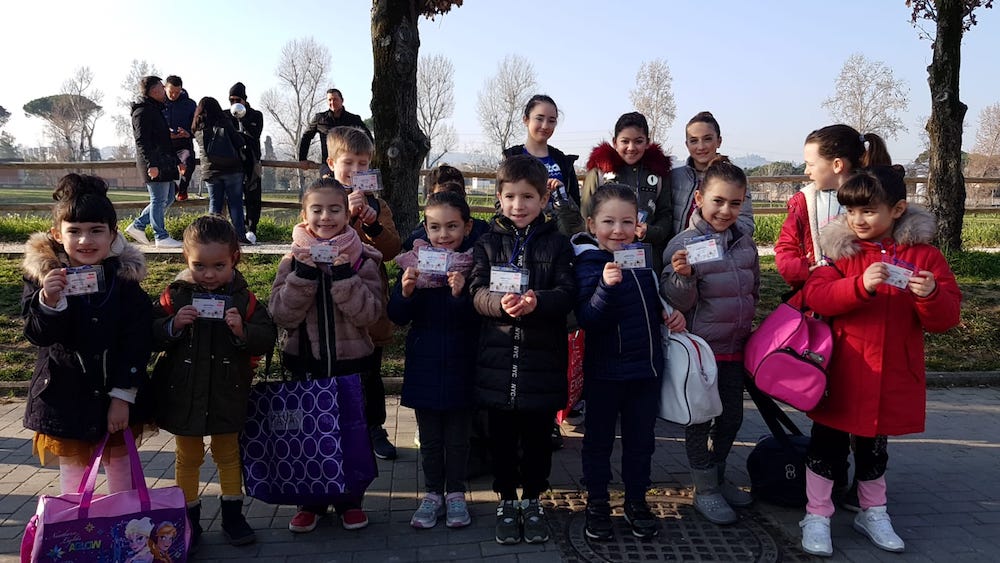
<box><xmin>819</xmin><ymin>204</ymin><xmax>938</xmax><ymax>261</ymax></box>
<box><xmin>22</xmin><ymin>231</ymin><xmax>147</xmax><ymax>284</ymax></box>
<box><xmin>585</xmin><ymin>142</ymin><xmax>671</xmax><ymax>177</ymax></box>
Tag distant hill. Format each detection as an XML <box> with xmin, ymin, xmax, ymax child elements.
<box><xmin>731</xmin><ymin>154</ymin><xmax>768</xmax><ymax>169</ymax></box>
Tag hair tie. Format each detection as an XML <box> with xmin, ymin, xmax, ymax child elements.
<box><xmin>859</xmin><ymin>134</ymin><xmax>866</xmax><ymax>144</ymax></box>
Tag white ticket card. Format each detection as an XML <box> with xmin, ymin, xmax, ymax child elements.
<box><xmin>883</xmin><ymin>262</ymin><xmax>914</xmax><ymax>290</ymax></box>
<box><xmin>64</xmin><ymin>266</ymin><xmax>102</xmax><ymax>296</ymax></box>
<box><xmin>685</xmin><ymin>234</ymin><xmax>723</xmax><ymax>265</ymax></box>
<box><xmin>192</xmin><ymin>294</ymin><xmax>229</xmax><ymax>320</ymax></box>
<box><xmin>310</xmin><ymin>244</ymin><xmax>338</xmax><ymax>264</ymax></box>
<box><xmin>351</xmin><ymin>169</ymin><xmax>382</xmax><ymax>192</ymax></box>
<box><xmin>614</xmin><ymin>243</ymin><xmax>650</xmax><ymax>270</ymax></box>
<box><xmin>417</xmin><ymin>247</ymin><xmax>450</xmax><ymax>274</ymax></box>
<box><xmin>489</xmin><ymin>266</ymin><xmax>529</xmax><ymax>294</ymax></box>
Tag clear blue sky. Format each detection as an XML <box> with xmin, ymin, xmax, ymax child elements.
<box><xmin>4</xmin><ymin>0</ymin><xmax>999</xmax><ymax>165</ymax></box>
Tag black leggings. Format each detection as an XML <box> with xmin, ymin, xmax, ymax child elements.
<box><xmin>807</xmin><ymin>422</ymin><xmax>888</xmax><ymax>482</ymax></box>
<box><xmin>684</xmin><ymin>361</ymin><xmax>745</xmax><ymax>470</ymax></box>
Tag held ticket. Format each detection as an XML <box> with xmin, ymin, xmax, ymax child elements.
<box><xmin>192</xmin><ymin>293</ymin><xmax>230</xmax><ymax>320</ymax></box>
<box><xmin>351</xmin><ymin>169</ymin><xmax>383</xmax><ymax>192</ymax></box>
<box><xmin>614</xmin><ymin>243</ymin><xmax>651</xmax><ymax>270</ymax></box>
<box><xmin>685</xmin><ymin>234</ymin><xmax>723</xmax><ymax>265</ymax></box>
<box><xmin>310</xmin><ymin>243</ymin><xmax>339</xmax><ymax>264</ymax></box>
<box><xmin>882</xmin><ymin>257</ymin><xmax>916</xmax><ymax>290</ymax></box>
<box><xmin>63</xmin><ymin>265</ymin><xmax>104</xmax><ymax>296</ymax></box>
<box><xmin>489</xmin><ymin>266</ymin><xmax>530</xmax><ymax>294</ymax></box>
<box><xmin>417</xmin><ymin>246</ymin><xmax>450</xmax><ymax>275</ymax></box>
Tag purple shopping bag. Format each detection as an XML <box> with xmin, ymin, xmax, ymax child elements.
<box><xmin>21</xmin><ymin>429</ymin><xmax>190</xmax><ymax>562</ymax></box>
<box><xmin>240</xmin><ymin>373</ymin><xmax>377</xmax><ymax>506</ymax></box>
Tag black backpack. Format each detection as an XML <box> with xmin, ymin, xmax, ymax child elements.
<box><xmin>746</xmin><ymin>377</ymin><xmax>810</xmax><ymax>507</ymax></box>
<box><xmin>206</xmin><ymin>125</ymin><xmax>242</xmax><ymax>168</ymax></box>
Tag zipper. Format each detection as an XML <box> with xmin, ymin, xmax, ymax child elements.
<box><xmin>322</xmin><ymin>276</ymin><xmax>332</xmax><ymax>378</ymax></box>
<box><xmin>75</xmin><ymin>352</ymin><xmax>87</xmax><ymax>374</ymax></box>
<box><xmin>632</xmin><ymin>270</ymin><xmax>656</xmax><ymax>377</ymax></box>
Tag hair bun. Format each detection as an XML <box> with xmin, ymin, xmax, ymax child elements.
<box><xmin>695</xmin><ymin>111</ymin><xmax>715</xmax><ymax>119</ymax></box>
<box><xmin>52</xmin><ymin>173</ymin><xmax>109</xmax><ymax>203</ymax></box>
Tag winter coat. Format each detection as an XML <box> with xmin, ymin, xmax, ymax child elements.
<box><xmin>402</xmin><ymin>218</ymin><xmax>491</xmax><ymax>252</ymax></box>
<box><xmin>581</xmin><ymin>142</ymin><xmax>673</xmax><ymax>274</ymax></box>
<box><xmin>194</xmin><ymin>120</ymin><xmax>247</xmax><ymax>181</ymax></box>
<box><xmin>502</xmin><ymin>144</ymin><xmax>581</xmax><ymax>205</ymax></box>
<box><xmin>269</xmin><ymin>243</ymin><xmax>384</xmax><ymax>378</ymax></box>
<box><xmin>803</xmin><ymin>206</ymin><xmax>961</xmax><ymax>437</ymax></box>
<box><xmin>297</xmin><ymin>108</ymin><xmax>373</xmax><ymax>162</ymax></box>
<box><xmin>572</xmin><ymin>233</ymin><xmax>662</xmax><ymax>381</ymax></box>
<box><xmin>132</xmin><ymin>97</ymin><xmax>180</xmax><ymax>183</ymax></box>
<box><xmin>164</xmin><ymin>89</ymin><xmax>196</xmax><ymax>151</ymax></box>
<box><xmin>231</xmin><ymin>103</ymin><xmax>263</xmax><ymax>189</ymax></box>
<box><xmin>469</xmin><ymin>214</ymin><xmax>576</xmax><ymax>411</ymax></box>
<box><xmin>151</xmin><ymin>269</ymin><xmax>277</xmax><ymax>436</ymax></box>
<box><xmin>670</xmin><ymin>157</ymin><xmax>755</xmax><ymax>238</ymax></box>
<box><xmin>387</xmin><ymin>272</ymin><xmax>479</xmax><ymax>411</ymax></box>
<box><xmin>21</xmin><ymin>233</ymin><xmax>152</xmax><ymax>443</ymax></box>
<box><xmin>775</xmin><ymin>183</ymin><xmax>835</xmax><ymax>290</ymax></box>
<box><xmin>660</xmin><ymin>210</ymin><xmax>760</xmax><ymax>356</ymax></box>
<box><xmin>350</xmin><ymin>193</ymin><xmax>401</xmax><ymax>345</ymax></box>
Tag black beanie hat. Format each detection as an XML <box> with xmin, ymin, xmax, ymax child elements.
<box><xmin>229</xmin><ymin>82</ymin><xmax>247</xmax><ymax>100</ymax></box>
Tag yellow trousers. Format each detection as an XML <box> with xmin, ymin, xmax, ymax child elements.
<box><xmin>174</xmin><ymin>433</ymin><xmax>242</xmax><ymax>503</ymax></box>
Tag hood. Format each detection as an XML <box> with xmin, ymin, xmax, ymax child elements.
<box><xmin>585</xmin><ymin>142</ymin><xmax>671</xmax><ymax>177</ymax></box>
<box><xmin>819</xmin><ymin>204</ymin><xmax>938</xmax><ymax>261</ymax></box>
<box><xmin>570</xmin><ymin>232</ymin><xmax>600</xmax><ymax>256</ymax></box>
<box><xmin>22</xmin><ymin>231</ymin><xmax>147</xmax><ymax>284</ymax></box>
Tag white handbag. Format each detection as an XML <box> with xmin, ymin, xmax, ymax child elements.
<box><xmin>657</xmin><ymin>323</ymin><xmax>722</xmax><ymax>426</ymax></box>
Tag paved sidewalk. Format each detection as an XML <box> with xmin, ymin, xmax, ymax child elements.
<box><xmin>2</xmin><ymin>387</ymin><xmax>1000</xmax><ymax>562</ymax></box>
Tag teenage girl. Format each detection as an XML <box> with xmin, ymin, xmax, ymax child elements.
<box><xmin>797</xmin><ymin>166</ymin><xmax>960</xmax><ymax>557</ymax></box>
<box><xmin>661</xmin><ymin>159</ymin><xmax>759</xmax><ymax>526</ymax></box>
<box><xmin>775</xmin><ymin>124</ymin><xmax>890</xmax><ymax>290</ymax></box>
<box><xmin>152</xmin><ymin>215</ymin><xmax>277</xmax><ymax>548</ymax></box>
<box><xmin>22</xmin><ymin>173</ymin><xmax>152</xmax><ymax>495</ymax></box>
<box><xmin>268</xmin><ymin>177</ymin><xmax>384</xmax><ymax>534</ymax></box>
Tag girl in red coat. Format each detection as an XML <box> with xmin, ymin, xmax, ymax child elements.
<box><xmin>775</xmin><ymin>125</ymin><xmax>890</xmax><ymax>290</ymax></box>
<box><xmin>798</xmin><ymin>166</ymin><xmax>961</xmax><ymax>557</ymax></box>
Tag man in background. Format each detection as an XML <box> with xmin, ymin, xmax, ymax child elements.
<box><xmin>164</xmin><ymin>75</ymin><xmax>196</xmax><ymax>201</ymax></box>
<box><xmin>298</xmin><ymin>88</ymin><xmax>373</xmax><ymax>176</ymax></box>
<box><xmin>229</xmin><ymin>82</ymin><xmax>264</xmax><ymax>242</ymax></box>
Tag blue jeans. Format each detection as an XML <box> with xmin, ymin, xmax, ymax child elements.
<box><xmin>205</xmin><ymin>172</ymin><xmax>246</xmax><ymax>238</ymax></box>
<box><xmin>131</xmin><ymin>181</ymin><xmax>175</xmax><ymax>241</ymax></box>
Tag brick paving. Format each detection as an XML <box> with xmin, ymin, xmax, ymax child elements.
<box><xmin>2</xmin><ymin>386</ymin><xmax>1000</xmax><ymax>561</ymax></box>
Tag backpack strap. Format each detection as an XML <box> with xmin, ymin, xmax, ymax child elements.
<box><xmin>246</xmin><ymin>291</ymin><xmax>257</xmax><ymax>321</ymax></box>
<box><xmin>159</xmin><ymin>289</ymin><xmax>175</xmax><ymax>316</ymax></box>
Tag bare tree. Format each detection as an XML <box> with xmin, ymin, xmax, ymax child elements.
<box><xmin>260</xmin><ymin>37</ymin><xmax>330</xmax><ymax>160</ymax></box>
<box><xmin>417</xmin><ymin>53</ymin><xmax>457</xmax><ymax>168</ymax></box>
<box><xmin>908</xmin><ymin>0</ymin><xmax>993</xmax><ymax>250</ymax></box>
<box><xmin>822</xmin><ymin>53</ymin><xmax>910</xmax><ymax>140</ymax></box>
<box><xmin>629</xmin><ymin>58</ymin><xmax>676</xmax><ymax>143</ymax></box>
<box><xmin>61</xmin><ymin>67</ymin><xmax>104</xmax><ymax>161</ymax></box>
<box><xmin>23</xmin><ymin>94</ymin><xmax>100</xmax><ymax>161</ymax></box>
<box><xmin>112</xmin><ymin>60</ymin><xmax>160</xmax><ymax>159</ymax></box>
<box><xmin>476</xmin><ymin>54</ymin><xmax>537</xmax><ymax>155</ymax></box>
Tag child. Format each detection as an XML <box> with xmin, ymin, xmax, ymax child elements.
<box><xmin>402</xmin><ymin>165</ymin><xmax>490</xmax><ymax>251</ymax></box>
<box><xmin>503</xmin><ymin>94</ymin><xmax>583</xmax><ymax>236</ymax></box>
<box><xmin>670</xmin><ymin>111</ymin><xmax>754</xmax><ymax>237</ymax></box>
<box><xmin>573</xmin><ymin>184</ymin><xmax>685</xmax><ymax>541</ymax></box>
<box><xmin>151</xmin><ymin>215</ymin><xmax>277</xmax><ymax>547</ymax></box>
<box><xmin>661</xmin><ymin>158</ymin><xmax>759</xmax><ymax>525</ymax></box>
<box><xmin>581</xmin><ymin>112</ymin><xmax>673</xmax><ymax>274</ymax></box>
<box><xmin>798</xmin><ymin>166</ymin><xmax>961</xmax><ymax>557</ymax></box>
<box><xmin>388</xmin><ymin>191</ymin><xmax>479</xmax><ymax>530</ymax></box>
<box><xmin>326</xmin><ymin>125</ymin><xmax>402</xmax><ymax>460</ymax></box>
<box><xmin>21</xmin><ymin>173</ymin><xmax>152</xmax><ymax>496</ymax></box>
<box><xmin>468</xmin><ymin>154</ymin><xmax>576</xmax><ymax>545</ymax></box>
<box><xmin>269</xmin><ymin>177</ymin><xmax>385</xmax><ymax>534</ymax></box>
<box><xmin>775</xmin><ymin>124</ymin><xmax>891</xmax><ymax>290</ymax></box>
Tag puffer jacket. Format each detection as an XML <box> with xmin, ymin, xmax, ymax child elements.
<box><xmin>774</xmin><ymin>183</ymin><xmax>832</xmax><ymax>290</ymax></box>
<box><xmin>670</xmin><ymin>157</ymin><xmax>755</xmax><ymax>238</ymax></box>
<box><xmin>269</xmin><ymin>243</ymin><xmax>384</xmax><ymax>378</ymax></box>
<box><xmin>164</xmin><ymin>88</ymin><xmax>196</xmax><ymax>151</ymax></box>
<box><xmin>151</xmin><ymin>269</ymin><xmax>277</xmax><ymax>436</ymax></box>
<box><xmin>21</xmin><ymin>233</ymin><xmax>152</xmax><ymax>442</ymax></box>
<box><xmin>503</xmin><ymin>144</ymin><xmax>581</xmax><ymax>205</ymax></box>
<box><xmin>573</xmin><ymin>233</ymin><xmax>662</xmax><ymax>381</ymax></box>
<box><xmin>469</xmin><ymin>214</ymin><xmax>576</xmax><ymax>411</ymax></box>
<box><xmin>803</xmin><ymin>205</ymin><xmax>961</xmax><ymax>437</ymax></box>
<box><xmin>660</xmin><ymin>209</ymin><xmax>760</xmax><ymax>356</ymax></box>
<box><xmin>132</xmin><ymin>97</ymin><xmax>179</xmax><ymax>183</ymax></box>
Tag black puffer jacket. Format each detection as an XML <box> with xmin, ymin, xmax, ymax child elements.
<box><xmin>21</xmin><ymin>233</ymin><xmax>153</xmax><ymax>442</ymax></box>
<box><xmin>469</xmin><ymin>215</ymin><xmax>576</xmax><ymax>411</ymax></box>
<box><xmin>132</xmin><ymin>97</ymin><xmax>180</xmax><ymax>182</ymax></box>
<box><xmin>502</xmin><ymin>144</ymin><xmax>581</xmax><ymax>205</ymax></box>
<box><xmin>297</xmin><ymin>109</ymin><xmax>373</xmax><ymax>162</ymax></box>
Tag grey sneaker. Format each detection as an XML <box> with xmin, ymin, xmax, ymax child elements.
<box><xmin>124</xmin><ymin>225</ymin><xmax>150</xmax><ymax>245</ymax></box>
<box><xmin>495</xmin><ymin>500</ymin><xmax>521</xmax><ymax>545</ymax></box>
<box><xmin>520</xmin><ymin>499</ymin><xmax>549</xmax><ymax>544</ymax></box>
<box><xmin>445</xmin><ymin>492</ymin><xmax>471</xmax><ymax>528</ymax></box>
<box><xmin>155</xmin><ymin>236</ymin><xmax>183</xmax><ymax>248</ymax></box>
<box><xmin>410</xmin><ymin>493</ymin><xmax>444</xmax><ymax>529</ymax></box>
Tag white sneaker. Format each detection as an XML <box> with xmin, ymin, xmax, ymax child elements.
<box><xmin>124</xmin><ymin>225</ymin><xmax>150</xmax><ymax>245</ymax></box>
<box><xmin>155</xmin><ymin>237</ymin><xmax>183</xmax><ymax>248</ymax></box>
<box><xmin>800</xmin><ymin>513</ymin><xmax>833</xmax><ymax>557</ymax></box>
<box><xmin>854</xmin><ymin>506</ymin><xmax>905</xmax><ymax>552</ymax></box>
<box><xmin>245</xmin><ymin>231</ymin><xmax>257</xmax><ymax>244</ymax></box>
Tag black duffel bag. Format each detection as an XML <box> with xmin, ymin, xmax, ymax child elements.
<box><xmin>746</xmin><ymin>377</ymin><xmax>809</xmax><ymax>507</ymax></box>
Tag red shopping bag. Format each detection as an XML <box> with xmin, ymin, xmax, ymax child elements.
<box><xmin>557</xmin><ymin>329</ymin><xmax>585</xmax><ymax>424</ymax></box>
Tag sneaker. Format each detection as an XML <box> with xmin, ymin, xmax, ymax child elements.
<box><xmin>124</xmin><ymin>225</ymin><xmax>150</xmax><ymax>246</ymax></box>
<box><xmin>341</xmin><ymin>508</ymin><xmax>369</xmax><ymax>530</ymax></box>
<box><xmin>176</xmin><ymin>193</ymin><xmax>189</xmax><ymax>201</ymax></box>
<box><xmin>853</xmin><ymin>506</ymin><xmax>904</xmax><ymax>553</ymax></box>
<box><xmin>520</xmin><ymin>499</ymin><xmax>549</xmax><ymax>544</ymax></box>
<box><xmin>238</xmin><ymin>237</ymin><xmax>255</xmax><ymax>246</ymax></box>
<box><xmin>550</xmin><ymin>422</ymin><xmax>564</xmax><ymax>451</ymax></box>
<box><xmin>623</xmin><ymin>500</ymin><xmax>658</xmax><ymax>540</ymax></box>
<box><xmin>155</xmin><ymin>236</ymin><xmax>183</xmax><ymax>248</ymax></box>
<box><xmin>495</xmin><ymin>500</ymin><xmax>521</xmax><ymax>545</ymax></box>
<box><xmin>244</xmin><ymin>231</ymin><xmax>257</xmax><ymax>244</ymax></box>
<box><xmin>370</xmin><ymin>427</ymin><xmax>397</xmax><ymax>460</ymax></box>
<box><xmin>445</xmin><ymin>492</ymin><xmax>471</xmax><ymax>528</ymax></box>
<box><xmin>584</xmin><ymin>500</ymin><xmax>613</xmax><ymax>541</ymax></box>
<box><xmin>799</xmin><ymin>513</ymin><xmax>833</xmax><ymax>557</ymax></box>
<box><xmin>410</xmin><ymin>493</ymin><xmax>444</xmax><ymax>529</ymax></box>
<box><xmin>840</xmin><ymin>480</ymin><xmax>860</xmax><ymax>513</ymax></box>
<box><xmin>288</xmin><ymin>510</ymin><xmax>320</xmax><ymax>533</ymax></box>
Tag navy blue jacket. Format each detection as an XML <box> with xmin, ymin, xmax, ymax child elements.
<box><xmin>164</xmin><ymin>89</ymin><xmax>196</xmax><ymax>150</ymax></box>
<box><xmin>573</xmin><ymin>233</ymin><xmax>663</xmax><ymax>382</ymax></box>
<box><xmin>387</xmin><ymin>277</ymin><xmax>479</xmax><ymax>410</ymax></box>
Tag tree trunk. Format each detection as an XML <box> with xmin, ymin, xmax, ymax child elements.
<box><xmin>925</xmin><ymin>0</ymin><xmax>967</xmax><ymax>252</ymax></box>
<box><xmin>371</xmin><ymin>0</ymin><xmax>431</xmax><ymax>237</ymax></box>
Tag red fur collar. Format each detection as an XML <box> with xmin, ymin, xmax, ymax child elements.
<box><xmin>585</xmin><ymin>142</ymin><xmax>671</xmax><ymax>177</ymax></box>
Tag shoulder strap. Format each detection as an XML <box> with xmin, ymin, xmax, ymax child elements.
<box><xmin>245</xmin><ymin>291</ymin><xmax>257</xmax><ymax>320</ymax></box>
<box><xmin>159</xmin><ymin>288</ymin><xmax>175</xmax><ymax>316</ymax></box>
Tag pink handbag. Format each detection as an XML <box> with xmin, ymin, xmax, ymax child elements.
<box><xmin>744</xmin><ymin>302</ymin><xmax>833</xmax><ymax>412</ymax></box>
<box><xmin>20</xmin><ymin>429</ymin><xmax>190</xmax><ymax>562</ymax></box>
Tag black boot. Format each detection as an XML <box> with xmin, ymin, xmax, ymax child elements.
<box><xmin>186</xmin><ymin>501</ymin><xmax>203</xmax><ymax>553</ymax></box>
<box><xmin>220</xmin><ymin>497</ymin><xmax>256</xmax><ymax>546</ymax></box>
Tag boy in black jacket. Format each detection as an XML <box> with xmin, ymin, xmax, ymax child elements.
<box><xmin>469</xmin><ymin>155</ymin><xmax>576</xmax><ymax>545</ymax></box>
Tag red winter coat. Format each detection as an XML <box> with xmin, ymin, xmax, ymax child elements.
<box><xmin>775</xmin><ymin>185</ymin><xmax>821</xmax><ymax>290</ymax></box>
<box><xmin>802</xmin><ymin>206</ymin><xmax>961</xmax><ymax>437</ymax></box>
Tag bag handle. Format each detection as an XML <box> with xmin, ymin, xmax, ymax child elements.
<box><xmin>77</xmin><ymin>428</ymin><xmax>151</xmax><ymax>518</ymax></box>
<box><xmin>744</xmin><ymin>374</ymin><xmax>804</xmax><ymax>447</ymax></box>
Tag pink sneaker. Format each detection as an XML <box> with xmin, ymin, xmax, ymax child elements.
<box><xmin>288</xmin><ymin>510</ymin><xmax>320</xmax><ymax>533</ymax></box>
<box><xmin>341</xmin><ymin>508</ymin><xmax>369</xmax><ymax>530</ymax></box>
